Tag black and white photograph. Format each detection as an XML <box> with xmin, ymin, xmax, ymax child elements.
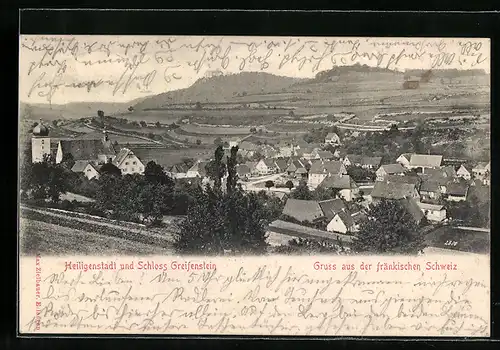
<box><xmin>17</xmin><ymin>34</ymin><xmax>492</xmax><ymax>337</ymax></box>
<box><xmin>18</xmin><ymin>35</ymin><xmax>490</xmax><ymax>258</ymax></box>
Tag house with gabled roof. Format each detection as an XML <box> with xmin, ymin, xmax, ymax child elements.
<box><xmin>418</xmin><ymin>202</ymin><xmax>446</xmax><ymax>222</ymax></box>
<box><xmin>112</xmin><ymin>148</ymin><xmax>145</xmax><ymax>175</ymax></box>
<box><xmin>245</xmin><ymin>161</ymin><xmax>259</xmax><ymax>176</ymax></box>
<box><xmin>71</xmin><ymin>160</ymin><xmax>102</xmax><ymax>180</ymax></box>
<box><xmin>313</xmin><ymin>150</ymin><xmax>336</xmax><ymax>161</ymax></box>
<box><xmin>236</xmin><ymin>164</ymin><xmax>251</xmax><ymax>180</ymax></box>
<box><xmin>186</xmin><ymin>160</ymin><xmax>211</xmax><ymax>178</ymax></box>
<box><xmin>445</xmin><ymin>181</ymin><xmax>469</xmax><ymax>202</ymax></box>
<box><xmin>407</xmin><ymin>154</ymin><xmax>443</xmax><ymax>173</ymax></box>
<box><xmin>281</xmin><ymin>198</ymin><xmax>357</xmax><ymax>234</ymax></box>
<box><xmin>319</xmin><ymin>173</ymin><xmax>359</xmax><ymax>201</ymax></box>
<box><xmin>419</xmin><ymin>179</ymin><xmax>442</xmax><ymax>200</ymax></box>
<box><xmin>383</xmin><ymin>174</ymin><xmax>421</xmax><ymax>187</ymax></box>
<box><xmin>282</xmin><ymin>199</ymin><xmax>326</xmax><ymax>223</ymax></box>
<box><xmin>255</xmin><ymin>158</ymin><xmax>278</xmax><ymax>175</ymax></box>
<box><xmin>324</xmin><ymin>132</ymin><xmax>341</xmax><ymax>145</ymax></box>
<box><xmin>375</xmin><ymin>163</ymin><xmax>407</xmax><ymax>181</ymax></box>
<box><xmin>308</xmin><ymin>160</ymin><xmax>347</xmax><ymax>189</ymax></box>
<box><xmin>371</xmin><ymin>181</ymin><xmax>420</xmax><ymax>203</ymax></box>
<box><xmin>166</xmin><ymin>163</ymin><xmax>189</xmax><ymax>179</ymax></box>
<box><xmin>286</xmin><ymin>158</ymin><xmax>308</xmax><ymax>178</ymax></box>
<box><xmin>456</xmin><ymin>164</ymin><xmax>472</xmax><ymax>181</ymax></box>
<box><xmin>343</xmin><ymin>155</ymin><xmax>382</xmax><ymax>170</ymax></box>
<box><xmin>396</xmin><ymin>153</ymin><xmax>413</xmax><ymax>168</ymax></box>
<box><xmin>274</xmin><ymin>158</ymin><xmax>289</xmax><ymax>173</ymax></box>
<box><xmin>472</xmin><ymin>162</ymin><xmax>490</xmax><ymax>179</ymax></box>
<box><xmin>327</xmin><ymin>211</ymin><xmax>357</xmax><ymax>234</ymax></box>
<box><xmin>425</xmin><ymin>166</ymin><xmax>456</xmax><ymax>179</ymax></box>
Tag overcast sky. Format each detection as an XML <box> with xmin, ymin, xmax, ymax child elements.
<box><xmin>19</xmin><ymin>35</ymin><xmax>490</xmax><ymax>104</ymax></box>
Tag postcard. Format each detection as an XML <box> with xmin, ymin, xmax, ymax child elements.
<box><xmin>18</xmin><ymin>35</ymin><xmax>490</xmax><ymax>336</ymax></box>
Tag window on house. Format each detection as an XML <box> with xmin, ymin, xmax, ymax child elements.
<box><xmin>131</xmin><ymin>168</ymin><xmax>135</xmax><ymax>172</ymax></box>
<box><xmin>41</xmin><ymin>140</ymin><xmax>45</xmax><ymax>144</ymax></box>
<box><xmin>125</xmin><ymin>162</ymin><xmax>129</xmax><ymax>165</ymax></box>
<box><xmin>133</xmin><ymin>161</ymin><xmax>136</xmax><ymax>165</ymax></box>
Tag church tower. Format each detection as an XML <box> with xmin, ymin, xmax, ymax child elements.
<box><xmin>31</xmin><ymin>119</ymin><xmax>51</xmax><ymax>163</ymax></box>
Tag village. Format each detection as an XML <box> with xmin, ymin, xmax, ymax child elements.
<box><xmin>23</xmin><ymin>116</ymin><xmax>491</xmax><ymax>255</ymax></box>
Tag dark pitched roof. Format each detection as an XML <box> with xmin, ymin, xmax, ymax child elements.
<box><xmin>167</xmin><ymin>163</ymin><xmax>189</xmax><ymax>173</ymax></box>
<box><xmin>112</xmin><ymin>148</ymin><xmax>134</xmax><ymax>167</ymax></box>
<box><xmin>384</xmin><ymin>174</ymin><xmax>421</xmax><ymax>186</ymax></box>
<box><xmin>59</xmin><ymin>139</ymin><xmax>112</xmax><ymax>161</ymax></box>
<box><xmin>316</xmin><ymin>151</ymin><xmax>335</xmax><ymax>159</ymax></box>
<box><xmin>420</xmin><ymin>180</ymin><xmax>441</xmax><ymax>193</ymax></box>
<box><xmin>371</xmin><ymin>181</ymin><xmax>417</xmax><ymax>200</ymax></box>
<box><xmin>346</xmin><ymin>155</ymin><xmax>382</xmax><ymax>167</ymax></box>
<box><xmin>274</xmin><ymin>159</ymin><xmax>289</xmax><ymax>172</ymax></box>
<box><xmin>71</xmin><ymin>160</ymin><xmax>89</xmax><ymax>173</ymax></box>
<box><xmin>236</xmin><ymin>164</ymin><xmax>251</xmax><ymax>176</ymax></box>
<box><xmin>262</xmin><ymin>158</ymin><xmax>277</xmax><ymax>168</ymax></box>
<box><xmin>320</xmin><ymin>174</ymin><xmax>358</xmax><ymax>190</ymax></box>
<box><xmin>282</xmin><ymin>199</ymin><xmax>324</xmax><ymax>222</ymax></box>
<box><xmin>188</xmin><ymin>161</ymin><xmax>210</xmax><ymax>177</ymax></box>
<box><xmin>310</xmin><ymin>160</ymin><xmax>344</xmax><ymax>174</ymax></box>
<box><xmin>425</xmin><ymin>166</ymin><xmax>456</xmax><ymax>179</ymax></box>
<box><xmin>318</xmin><ymin>198</ymin><xmax>347</xmax><ymax>220</ymax></box>
<box><xmin>398</xmin><ymin>153</ymin><xmax>413</xmax><ymax>161</ymax></box>
<box><xmin>337</xmin><ymin>211</ymin><xmax>355</xmax><ymax>228</ymax></box>
<box><xmin>378</xmin><ymin>163</ymin><xmax>407</xmax><ymax>174</ymax></box>
<box><xmin>446</xmin><ymin>182</ymin><xmax>469</xmax><ymax>196</ymax></box>
<box><xmin>362</xmin><ymin>156</ymin><xmax>383</xmax><ymax>167</ymax></box>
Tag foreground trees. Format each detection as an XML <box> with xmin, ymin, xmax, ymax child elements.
<box><xmin>20</xmin><ymin>155</ymin><xmax>69</xmax><ymax>203</ymax></box>
<box><xmin>94</xmin><ymin>161</ymin><xmax>176</xmax><ymax>225</ymax></box>
<box><xmin>352</xmin><ymin>199</ymin><xmax>426</xmax><ymax>254</ymax></box>
<box><xmin>174</xmin><ymin>146</ymin><xmax>272</xmax><ymax>255</ymax></box>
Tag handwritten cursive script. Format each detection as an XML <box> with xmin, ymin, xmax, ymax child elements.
<box><xmin>21</xmin><ymin>256</ymin><xmax>490</xmax><ymax>336</ymax></box>
<box><xmin>20</xmin><ymin>36</ymin><xmax>490</xmax><ymax>104</ymax></box>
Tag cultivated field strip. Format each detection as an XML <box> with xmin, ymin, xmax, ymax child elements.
<box><xmin>19</xmin><ymin>206</ymin><xmax>177</xmax><ymax>248</ymax></box>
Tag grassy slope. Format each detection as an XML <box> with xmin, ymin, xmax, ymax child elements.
<box><xmin>19</xmin><ymin>218</ymin><xmax>173</xmax><ymax>256</ymax></box>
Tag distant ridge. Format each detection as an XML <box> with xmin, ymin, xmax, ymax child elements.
<box><xmin>132</xmin><ymin>72</ymin><xmax>304</xmax><ymax>110</ymax></box>
<box><xmin>404</xmin><ymin>68</ymin><xmax>487</xmax><ymax>79</ymax></box>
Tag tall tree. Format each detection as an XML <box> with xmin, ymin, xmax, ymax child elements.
<box><xmin>290</xmin><ymin>181</ymin><xmax>314</xmax><ymax>200</ymax></box>
<box><xmin>174</xmin><ymin>146</ymin><xmax>270</xmax><ymax>255</ymax></box>
<box><xmin>352</xmin><ymin>199</ymin><xmax>426</xmax><ymax>254</ymax></box>
<box><xmin>205</xmin><ymin>146</ymin><xmax>226</xmax><ymax>191</ymax></box>
<box><xmin>226</xmin><ymin>146</ymin><xmax>239</xmax><ymax>194</ymax></box>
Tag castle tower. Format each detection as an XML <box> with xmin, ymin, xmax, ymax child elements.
<box><xmin>31</xmin><ymin>119</ymin><xmax>51</xmax><ymax>163</ymax></box>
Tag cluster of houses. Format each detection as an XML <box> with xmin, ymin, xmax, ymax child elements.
<box><xmin>31</xmin><ymin>122</ymin><xmax>490</xmax><ymax>242</ymax></box>
<box><xmin>31</xmin><ymin>120</ymin><xmax>147</xmax><ymax>179</ymax></box>
<box><xmin>31</xmin><ymin>123</ymin><xmax>489</xmax><ymax>214</ymax></box>
<box><xmin>276</xmin><ymin>152</ymin><xmax>490</xmax><ymax>237</ymax></box>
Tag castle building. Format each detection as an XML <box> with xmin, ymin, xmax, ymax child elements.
<box><xmin>55</xmin><ymin>129</ymin><xmax>116</xmax><ymax>164</ymax></box>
